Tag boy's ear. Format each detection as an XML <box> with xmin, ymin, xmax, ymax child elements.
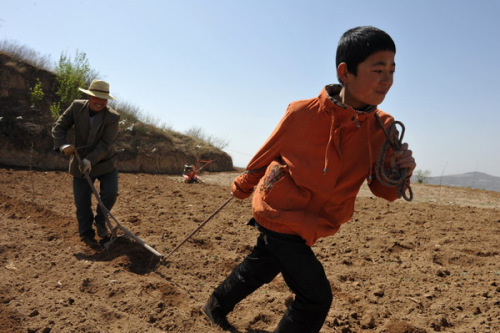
<box><xmin>337</xmin><ymin>62</ymin><xmax>349</xmax><ymax>84</ymax></box>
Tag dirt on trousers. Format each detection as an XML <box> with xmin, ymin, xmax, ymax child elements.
<box><xmin>0</xmin><ymin>168</ymin><xmax>499</xmax><ymax>333</ymax></box>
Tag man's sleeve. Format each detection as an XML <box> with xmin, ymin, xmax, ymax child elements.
<box><xmin>52</xmin><ymin>102</ymin><xmax>76</xmax><ymax>151</ymax></box>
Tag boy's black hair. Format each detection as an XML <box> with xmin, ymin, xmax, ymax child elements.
<box><xmin>336</xmin><ymin>26</ymin><xmax>396</xmax><ymax>83</ymax></box>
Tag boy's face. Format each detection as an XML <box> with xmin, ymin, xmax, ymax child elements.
<box><xmin>339</xmin><ymin>50</ymin><xmax>395</xmax><ymax>109</ymax></box>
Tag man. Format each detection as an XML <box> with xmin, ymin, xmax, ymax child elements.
<box><xmin>52</xmin><ymin>79</ymin><xmax>120</xmax><ymax>247</ymax></box>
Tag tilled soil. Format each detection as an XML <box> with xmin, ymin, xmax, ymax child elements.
<box><xmin>0</xmin><ymin>168</ymin><xmax>499</xmax><ymax>332</ymax></box>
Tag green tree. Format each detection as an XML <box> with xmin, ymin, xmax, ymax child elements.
<box><xmin>50</xmin><ymin>50</ymin><xmax>97</xmax><ymax>119</ymax></box>
<box><xmin>29</xmin><ymin>78</ymin><xmax>44</xmax><ymax>109</ymax></box>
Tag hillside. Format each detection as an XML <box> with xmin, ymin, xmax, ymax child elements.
<box><xmin>1</xmin><ymin>169</ymin><xmax>499</xmax><ymax>333</ymax></box>
<box><xmin>0</xmin><ymin>51</ymin><xmax>233</xmax><ymax>174</ymax></box>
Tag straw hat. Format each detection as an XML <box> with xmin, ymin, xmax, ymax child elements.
<box><xmin>78</xmin><ymin>80</ymin><xmax>115</xmax><ymax>100</ymax></box>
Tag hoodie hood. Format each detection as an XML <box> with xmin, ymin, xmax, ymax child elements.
<box><xmin>320</xmin><ymin>84</ymin><xmax>376</xmax><ymax>175</ymax></box>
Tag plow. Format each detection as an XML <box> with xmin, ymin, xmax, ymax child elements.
<box><xmin>74</xmin><ymin>150</ymin><xmax>230</xmax><ymax>262</ymax></box>
<box><xmin>74</xmin><ymin>150</ymin><xmax>163</xmax><ymax>257</ymax></box>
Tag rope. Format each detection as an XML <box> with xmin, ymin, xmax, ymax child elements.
<box><xmin>374</xmin><ymin>114</ymin><xmax>413</xmax><ymax>201</ymax></box>
<box><xmin>162</xmin><ymin>196</ymin><xmax>234</xmax><ymax>261</ymax></box>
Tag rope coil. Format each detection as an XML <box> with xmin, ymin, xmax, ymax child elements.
<box><xmin>374</xmin><ymin>114</ymin><xmax>413</xmax><ymax>202</ymax></box>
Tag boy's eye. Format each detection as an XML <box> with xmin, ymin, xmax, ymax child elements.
<box><xmin>372</xmin><ymin>70</ymin><xmax>396</xmax><ymax>74</ymax></box>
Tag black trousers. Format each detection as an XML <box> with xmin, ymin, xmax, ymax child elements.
<box><xmin>211</xmin><ymin>219</ymin><xmax>332</xmax><ymax>333</ymax></box>
<box><xmin>73</xmin><ymin>169</ymin><xmax>118</xmax><ymax>237</ymax></box>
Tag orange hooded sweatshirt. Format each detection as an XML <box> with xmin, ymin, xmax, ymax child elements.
<box><xmin>232</xmin><ymin>84</ymin><xmax>406</xmax><ymax>246</ymax></box>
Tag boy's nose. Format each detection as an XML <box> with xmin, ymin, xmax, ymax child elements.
<box><xmin>381</xmin><ymin>73</ymin><xmax>393</xmax><ymax>84</ymax></box>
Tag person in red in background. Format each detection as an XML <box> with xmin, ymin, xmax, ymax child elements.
<box><xmin>203</xmin><ymin>26</ymin><xmax>416</xmax><ymax>332</ymax></box>
<box><xmin>52</xmin><ymin>80</ymin><xmax>120</xmax><ymax>248</ymax></box>
<box><xmin>183</xmin><ymin>164</ymin><xmax>201</xmax><ymax>183</ymax></box>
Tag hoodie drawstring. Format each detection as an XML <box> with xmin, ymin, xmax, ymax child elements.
<box><xmin>323</xmin><ymin>113</ymin><xmax>336</xmax><ymax>173</ymax></box>
<box><xmin>367</xmin><ymin>120</ymin><xmax>374</xmax><ymax>183</ymax></box>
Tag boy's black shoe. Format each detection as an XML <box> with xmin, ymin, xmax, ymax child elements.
<box><xmin>202</xmin><ymin>298</ymin><xmax>234</xmax><ymax>331</ymax></box>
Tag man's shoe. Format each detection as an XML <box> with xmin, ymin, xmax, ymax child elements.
<box><xmin>80</xmin><ymin>233</ymin><xmax>101</xmax><ymax>249</ymax></box>
<box><xmin>202</xmin><ymin>300</ymin><xmax>234</xmax><ymax>331</ymax></box>
<box><xmin>95</xmin><ymin>223</ymin><xmax>109</xmax><ymax>238</ymax></box>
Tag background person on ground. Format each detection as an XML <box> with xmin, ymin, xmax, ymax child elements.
<box><xmin>52</xmin><ymin>79</ymin><xmax>120</xmax><ymax>247</ymax></box>
<box><xmin>203</xmin><ymin>26</ymin><xmax>416</xmax><ymax>332</ymax></box>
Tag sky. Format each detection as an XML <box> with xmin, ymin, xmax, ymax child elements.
<box><xmin>2</xmin><ymin>0</ymin><xmax>499</xmax><ymax>177</ymax></box>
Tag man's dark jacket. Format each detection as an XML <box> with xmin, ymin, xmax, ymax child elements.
<box><xmin>52</xmin><ymin>100</ymin><xmax>120</xmax><ymax>178</ymax></box>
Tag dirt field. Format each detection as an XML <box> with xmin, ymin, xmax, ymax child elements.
<box><xmin>0</xmin><ymin>168</ymin><xmax>498</xmax><ymax>333</ymax></box>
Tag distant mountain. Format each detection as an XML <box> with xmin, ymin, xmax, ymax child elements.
<box><xmin>421</xmin><ymin>172</ymin><xmax>500</xmax><ymax>192</ymax></box>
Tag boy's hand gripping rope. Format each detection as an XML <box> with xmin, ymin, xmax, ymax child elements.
<box><xmin>374</xmin><ymin>114</ymin><xmax>413</xmax><ymax>202</ymax></box>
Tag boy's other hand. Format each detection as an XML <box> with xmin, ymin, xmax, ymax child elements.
<box><xmin>231</xmin><ymin>180</ymin><xmax>252</xmax><ymax>199</ymax></box>
<box><xmin>391</xmin><ymin>143</ymin><xmax>416</xmax><ymax>177</ymax></box>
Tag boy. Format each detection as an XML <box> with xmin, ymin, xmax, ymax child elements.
<box><xmin>203</xmin><ymin>26</ymin><xmax>416</xmax><ymax>332</ymax></box>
